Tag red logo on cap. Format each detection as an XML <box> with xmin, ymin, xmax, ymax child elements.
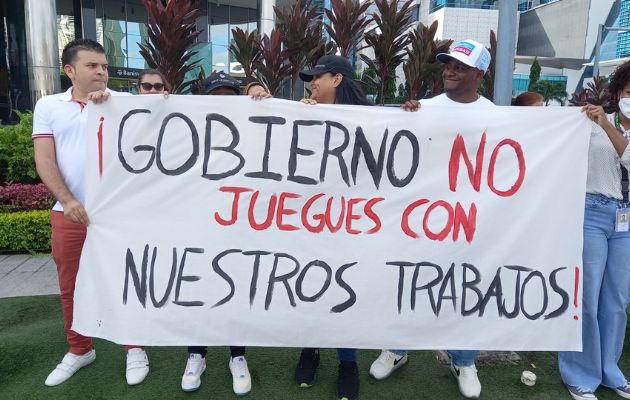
<box><xmin>453</xmin><ymin>45</ymin><xmax>472</xmax><ymax>56</ymax></box>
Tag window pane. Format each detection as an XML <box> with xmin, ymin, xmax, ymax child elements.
<box><xmin>127</xmin><ymin>34</ymin><xmax>143</xmax><ymax>60</ymax></box>
<box><xmin>211</xmin><ymin>45</ymin><xmax>229</xmax><ymax>73</ymax></box>
<box><xmin>57</xmin><ymin>15</ymin><xmax>75</xmax><ymax>65</ymax></box>
<box><xmin>210</xmin><ymin>1</ymin><xmax>230</xmax><ymax>46</ymax></box>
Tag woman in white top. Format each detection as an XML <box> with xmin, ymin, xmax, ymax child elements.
<box><xmin>558</xmin><ymin>61</ymin><xmax>630</xmax><ymax>400</ymax></box>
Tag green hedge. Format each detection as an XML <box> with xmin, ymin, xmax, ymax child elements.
<box><xmin>0</xmin><ymin>210</ymin><xmax>50</xmax><ymax>252</ymax></box>
<box><xmin>0</xmin><ymin>110</ymin><xmax>39</xmax><ymax>184</ymax></box>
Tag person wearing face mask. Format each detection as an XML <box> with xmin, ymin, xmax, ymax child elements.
<box><xmin>557</xmin><ymin>61</ymin><xmax>630</xmax><ymax>400</ymax></box>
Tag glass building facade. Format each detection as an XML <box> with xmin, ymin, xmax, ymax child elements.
<box><xmin>429</xmin><ymin>0</ymin><xmax>498</xmax><ymax>13</ymax></box>
<box><xmin>617</xmin><ymin>0</ymin><xmax>630</xmax><ymax>58</ymax></box>
<box><xmin>56</xmin><ymin>0</ymin><xmax>151</xmax><ymax>92</ymax></box>
<box><xmin>206</xmin><ymin>0</ymin><xmax>258</xmax><ymax>78</ymax></box>
<box><xmin>512</xmin><ymin>73</ymin><xmax>567</xmax><ymax>96</ymax></box>
<box><xmin>0</xmin><ymin>0</ymin><xmax>30</xmax><ymax>123</ymax></box>
<box><xmin>55</xmin><ymin>0</ymin><xmax>260</xmax><ymax>91</ymax></box>
<box><xmin>1</xmin><ymin>0</ymin><xmax>260</xmax><ymax>122</ymax></box>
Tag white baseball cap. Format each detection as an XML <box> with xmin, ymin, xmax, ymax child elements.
<box><xmin>436</xmin><ymin>39</ymin><xmax>491</xmax><ymax>73</ymax></box>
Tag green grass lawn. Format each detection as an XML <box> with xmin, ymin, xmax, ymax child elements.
<box><xmin>1</xmin><ymin>295</ymin><xmax>628</xmax><ymax>400</ymax></box>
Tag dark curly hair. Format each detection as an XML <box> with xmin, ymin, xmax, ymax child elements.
<box><xmin>608</xmin><ymin>60</ymin><xmax>630</xmax><ymax>111</ymax></box>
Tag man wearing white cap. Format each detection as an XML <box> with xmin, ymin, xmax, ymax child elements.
<box><xmin>368</xmin><ymin>39</ymin><xmax>493</xmax><ymax>399</ymax></box>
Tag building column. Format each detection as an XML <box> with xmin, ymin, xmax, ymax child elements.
<box><xmin>24</xmin><ymin>0</ymin><xmax>60</xmax><ymax>104</ymax></box>
<box><xmin>196</xmin><ymin>0</ymin><xmax>209</xmax><ymax>44</ymax></box>
<box><xmin>259</xmin><ymin>0</ymin><xmax>276</xmax><ymax>36</ymax></box>
<box><xmin>494</xmin><ymin>0</ymin><xmax>518</xmax><ymax>105</ymax></box>
<box><xmin>73</xmin><ymin>0</ymin><xmax>97</xmax><ymax>41</ymax></box>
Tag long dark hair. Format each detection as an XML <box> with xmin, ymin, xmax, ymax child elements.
<box><xmin>336</xmin><ymin>76</ymin><xmax>374</xmax><ymax>106</ymax></box>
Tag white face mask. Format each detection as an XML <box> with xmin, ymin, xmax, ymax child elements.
<box><xmin>619</xmin><ymin>98</ymin><xmax>630</xmax><ymax>119</ymax></box>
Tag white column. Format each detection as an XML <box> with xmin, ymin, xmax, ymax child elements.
<box><xmin>259</xmin><ymin>0</ymin><xmax>276</xmax><ymax>36</ymax></box>
<box><xmin>24</xmin><ymin>0</ymin><xmax>61</xmax><ymax>104</ymax></box>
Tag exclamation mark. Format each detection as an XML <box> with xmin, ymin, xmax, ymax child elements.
<box><xmin>97</xmin><ymin>116</ymin><xmax>104</xmax><ymax>178</ymax></box>
<box><xmin>573</xmin><ymin>266</ymin><xmax>580</xmax><ymax>320</ymax></box>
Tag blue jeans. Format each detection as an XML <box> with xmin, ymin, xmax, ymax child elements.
<box><xmin>389</xmin><ymin>350</ymin><xmax>478</xmax><ymax>367</ymax></box>
<box><xmin>337</xmin><ymin>348</ymin><xmax>357</xmax><ymax>362</ymax></box>
<box><xmin>558</xmin><ymin>193</ymin><xmax>630</xmax><ymax>390</ymax></box>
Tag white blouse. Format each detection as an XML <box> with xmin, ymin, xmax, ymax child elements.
<box><xmin>586</xmin><ymin>113</ymin><xmax>630</xmax><ymax>200</ymax></box>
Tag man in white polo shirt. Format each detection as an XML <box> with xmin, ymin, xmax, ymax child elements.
<box><xmin>368</xmin><ymin>39</ymin><xmax>494</xmax><ymax>400</ymax></box>
<box><xmin>33</xmin><ymin>38</ymin><xmax>148</xmax><ymax>387</ymax></box>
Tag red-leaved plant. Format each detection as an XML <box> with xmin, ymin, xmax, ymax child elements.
<box><xmin>0</xmin><ymin>183</ymin><xmax>53</xmax><ymax>211</ymax></box>
<box><xmin>274</xmin><ymin>0</ymin><xmax>321</xmax><ymax>99</ymax></box>
<box><xmin>324</xmin><ymin>0</ymin><xmax>373</xmax><ymax>57</ymax></box>
<box><xmin>230</xmin><ymin>27</ymin><xmax>261</xmax><ymax>83</ymax></box>
<box><xmin>569</xmin><ymin>76</ymin><xmax>612</xmax><ymax>112</ymax></box>
<box><xmin>254</xmin><ymin>28</ymin><xmax>293</xmax><ymax>96</ymax></box>
<box><xmin>360</xmin><ymin>0</ymin><xmax>415</xmax><ymax>105</ymax></box>
<box><xmin>139</xmin><ymin>0</ymin><xmax>202</xmax><ymax>93</ymax></box>
<box><xmin>403</xmin><ymin>20</ymin><xmax>452</xmax><ymax>100</ymax></box>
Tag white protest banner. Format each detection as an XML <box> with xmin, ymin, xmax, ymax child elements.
<box><xmin>73</xmin><ymin>96</ymin><xmax>591</xmax><ymax>351</ymax></box>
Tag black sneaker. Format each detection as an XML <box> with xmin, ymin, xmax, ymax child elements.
<box><xmin>295</xmin><ymin>348</ymin><xmax>320</xmax><ymax>387</ymax></box>
<box><xmin>337</xmin><ymin>360</ymin><xmax>359</xmax><ymax>400</ymax></box>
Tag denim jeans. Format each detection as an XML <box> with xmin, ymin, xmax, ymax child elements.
<box><xmin>337</xmin><ymin>348</ymin><xmax>357</xmax><ymax>362</ymax></box>
<box><xmin>558</xmin><ymin>193</ymin><xmax>630</xmax><ymax>390</ymax></box>
<box><xmin>388</xmin><ymin>350</ymin><xmax>478</xmax><ymax>367</ymax></box>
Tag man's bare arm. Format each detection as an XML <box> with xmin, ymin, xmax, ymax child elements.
<box><xmin>34</xmin><ymin>138</ymin><xmax>90</xmax><ymax>225</ymax></box>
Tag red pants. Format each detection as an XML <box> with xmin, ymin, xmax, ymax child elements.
<box><xmin>51</xmin><ymin>212</ymin><xmax>143</xmax><ymax>354</ymax></box>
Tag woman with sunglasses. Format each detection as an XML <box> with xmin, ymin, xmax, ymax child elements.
<box><xmin>137</xmin><ymin>69</ymin><xmax>169</xmax><ymax>94</ymax></box>
<box><xmin>115</xmin><ymin>68</ymin><xmax>172</xmax><ymax>387</ymax></box>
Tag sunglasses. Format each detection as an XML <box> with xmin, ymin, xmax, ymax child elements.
<box><xmin>139</xmin><ymin>82</ymin><xmax>165</xmax><ymax>91</ymax></box>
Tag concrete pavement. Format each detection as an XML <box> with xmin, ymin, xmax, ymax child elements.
<box><xmin>0</xmin><ymin>254</ymin><xmax>59</xmax><ymax>298</ymax></box>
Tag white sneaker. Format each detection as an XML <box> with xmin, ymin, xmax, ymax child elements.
<box><xmin>181</xmin><ymin>353</ymin><xmax>206</xmax><ymax>392</ymax></box>
<box><xmin>450</xmin><ymin>362</ymin><xmax>481</xmax><ymax>399</ymax></box>
<box><xmin>229</xmin><ymin>356</ymin><xmax>252</xmax><ymax>396</ymax></box>
<box><xmin>369</xmin><ymin>350</ymin><xmax>408</xmax><ymax>380</ymax></box>
<box><xmin>45</xmin><ymin>350</ymin><xmax>96</xmax><ymax>386</ymax></box>
<box><xmin>566</xmin><ymin>384</ymin><xmax>598</xmax><ymax>400</ymax></box>
<box><xmin>614</xmin><ymin>382</ymin><xmax>630</xmax><ymax>399</ymax></box>
<box><xmin>126</xmin><ymin>348</ymin><xmax>149</xmax><ymax>385</ymax></box>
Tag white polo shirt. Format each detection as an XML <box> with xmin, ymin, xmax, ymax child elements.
<box><xmin>32</xmin><ymin>87</ymin><xmax>128</xmax><ymax>211</ymax></box>
<box><xmin>421</xmin><ymin>93</ymin><xmax>495</xmax><ymax>107</ymax></box>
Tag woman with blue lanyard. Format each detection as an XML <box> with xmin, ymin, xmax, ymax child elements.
<box><xmin>558</xmin><ymin>61</ymin><xmax>630</xmax><ymax>400</ymax></box>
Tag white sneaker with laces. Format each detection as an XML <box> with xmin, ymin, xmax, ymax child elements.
<box><xmin>450</xmin><ymin>362</ymin><xmax>481</xmax><ymax>399</ymax></box>
<box><xmin>369</xmin><ymin>350</ymin><xmax>408</xmax><ymax>380</ymax></box>
<box><xmin>566</xmin><ymin>384</ymin><xmax>598</xmax><ymax>400</ymax></box>
<box><xmin>181</xmin><ymin>353</ymin><xmax>206</xmax><ymax>392</ymax></box>
<box><xmin>126</xmin><ymin>348</ymin><xmax>149</xmax><ymax>385</ymax></box>
<box><xmin>45</xmin><ymin>349</ymin><xmax>96</xmax><ymax>386</ymax></box>
<box><xmin>229</xmin><ymin>356</ymin><xmax>252</xmax><ymax>396</ymax></box>
<box><xmin>613</xmin><ymin>382</ymin><xmax>630</xmax><ymax>399</ymax></box>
